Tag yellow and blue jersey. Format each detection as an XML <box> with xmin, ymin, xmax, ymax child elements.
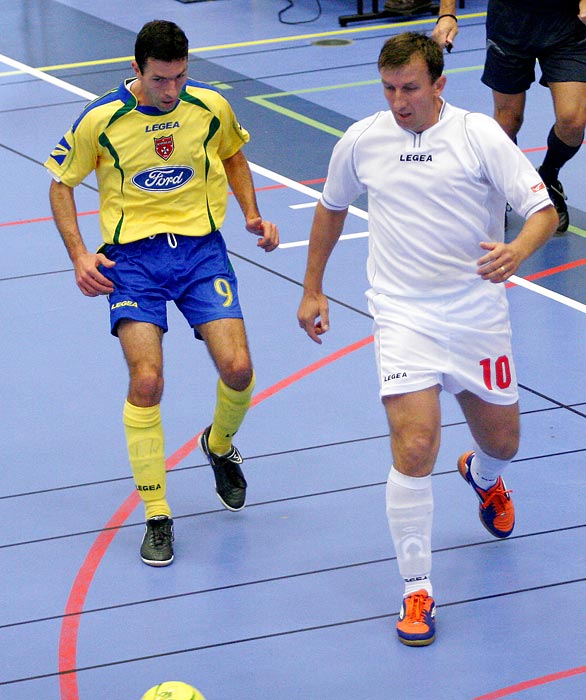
<box><xmin>45</xmin><ymin>78</ymin><xmax>250</xmax><ymax>244</ymax></box>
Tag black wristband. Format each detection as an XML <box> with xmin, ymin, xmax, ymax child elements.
<box><xmin>436</xmin><ymin>13</ymin><xmax>458</xmax><ymax>22</ymax></box>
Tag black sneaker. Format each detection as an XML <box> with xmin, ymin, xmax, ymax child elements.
<box><xmin>140</xmin><ymin>515</ymin><xmax>174</xmax><ymax>567</ymax></box>
<box><xmin>538</xmin><ymin>168</ymin><xmax>569</xmax><ymax>233</ymax></box>
<box><xmin>199</xmin><ymin>425</ymin><xmax>247</xmax><ymax>511</ymax></box>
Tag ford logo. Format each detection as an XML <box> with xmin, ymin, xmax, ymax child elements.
<box><xmin>132</xmin><ymin>166</ymin><xmax>194</xmax><ymax>192</ymax></box>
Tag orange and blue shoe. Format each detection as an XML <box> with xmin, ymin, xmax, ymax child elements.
<box><xmin>458</xmin><ymin>451</ymin><xmax>515</xmax><ymax>539</ymax></box>
<box><xmin>396</xmin><ymin>590</ymin><xmax>436</xmax><ymax>646</ymax></box>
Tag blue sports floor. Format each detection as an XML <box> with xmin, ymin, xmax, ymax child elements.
<box><xmin>1</xmin><ymin>1</ymin><xmax>586</xmax><ymax>698</ymax></box>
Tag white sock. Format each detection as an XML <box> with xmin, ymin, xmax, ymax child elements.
<box><xmin>386</xmin><ymin>466</ymin><xmax>433</xmax><ymax>597</ymax></box>
<box><xmin>404</xmin><ymin>576</ymin><xmax>433</xmax><ymax>598</ymax></box>
<box><xmin>470</xmin><ymin>445</ymin><xmax>510</xmax><ymax>491</ymax></box>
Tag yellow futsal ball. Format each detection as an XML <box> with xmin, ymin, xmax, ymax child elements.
<box><xmin>141</xmin><ymin>681</ymin><xmax>205</xmax><ymax>700</ymax></box>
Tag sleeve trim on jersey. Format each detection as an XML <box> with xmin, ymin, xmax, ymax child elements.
<box><xmin>181</xmin><ymin>91</ymin><xmax>215</xmax><ymax>112</ymax></box>
<box><xmin>320</xmin><ymin>194</ymin><xmax>349</xmax><ymax>211</ymax></box>
<box><xmin>71</xmin><ymin>87</ymin><xmax>123</xmax><ymax>133</ymax></box>
<box><xmin>104</xmin><ymin>96</ymin><xmax>138</xmax><ymax>130</ymax></box>
<box><xmin>525</xmin><ymin>198</ymin><xmax>556</xmax><ymax>220</ymax></box>
<box><xmin>185</xmin><ymin>78</ymin><xmax>221</xmax><ymax>94</ymax></box>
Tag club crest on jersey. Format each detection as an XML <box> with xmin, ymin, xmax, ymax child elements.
<box><xmin>154</xmin><ymin>135</ymin><xmax>174</xmax><ymax>161</ymax></box>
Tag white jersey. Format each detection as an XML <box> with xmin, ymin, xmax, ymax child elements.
<box><xmin>321</xmin><ymin>100</ymin><xmax>551</xmax><ymax>299</ymax></box>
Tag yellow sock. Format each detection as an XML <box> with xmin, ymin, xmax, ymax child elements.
<box><xmin>208</xmin><ymin>372</ymin><xmax>256</xmax><ymax>455</ymax></box>
<box><xmin>123</xmin><ymin>401</ymin><xmax>171</xmax><ymax>520</ymax></box>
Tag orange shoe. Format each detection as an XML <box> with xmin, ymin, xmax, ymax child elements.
<box><xmin>458</xmin><ymin>451</ymin><xmax>515</xmax><ymax>538</ymax></box>
<box><xmin>396</xmin><ymin>590</ymin><xmax>436</xmax><ymax>646</ymax></box>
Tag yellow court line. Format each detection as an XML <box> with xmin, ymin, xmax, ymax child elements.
<box><xmin>0</xmin><ymin>12</ymin><xmax>485</xmax><ymax>78</ymax></box>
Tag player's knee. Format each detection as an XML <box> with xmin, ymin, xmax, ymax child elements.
<box><xmin>555</xmin><ymin>116</ymin><xmax>586</xmax><ymax>145</ymax></box>
<box><xmin>484</xmin><ymin>434</ymin><xmax>519</xmax><ymax>463</ymax></box>
<box><xmin>129</xmin><ymin>368</ymin><xmax>164</xmax><ymax>404</ymax></box>
<box><xmin>395</xmin><ymin>431</ymin><xmax>438</xmax><ymax>474</ymax></box>
<box><xmin>221</xmin><ymin>361</ymin><xmax>253</xmax><ymax>392</ymax></box>
<box><xmin>494</xmin><ymin>108</ymin><xmax>523</xmax><ymax>139</ymax></box>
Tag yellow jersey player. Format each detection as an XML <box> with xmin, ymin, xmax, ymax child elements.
<box><xmin>46</xmin><ymin>20</ymin><xmax>279</xmax><ymax>567</ymax></box>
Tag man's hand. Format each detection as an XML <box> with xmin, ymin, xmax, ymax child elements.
<box><xmin>246</xmin><ymin>216</ymin><xmax>279</xmax><ymax>252</ymax></box>
<box><xmin>297</xmin><ymin>290</ymin><xmax>330</xmax><ymax>344</ymax></box>
<box><xmin>74</xmin><ymin>252</ymin><xmax>115</xmax><ymax>296</ymax></box>
<box><xmin>476</xmin><ymin>241</ymin><xmax>519</xmax><ymax>283</ymax></box>
<box><xmin>431</xmin><ymin>14</ymin><xmax>458</xmax><ymax>52</ymax></box>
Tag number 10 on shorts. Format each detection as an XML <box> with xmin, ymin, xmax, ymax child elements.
<box><xmin>479</xmin><ymin>355</ymin><xmax>512</xmax><ymax>390</ymax></box>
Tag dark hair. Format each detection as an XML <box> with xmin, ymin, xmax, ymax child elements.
<box><xmin>134</xmin><ymin>20</ymin><xmax>189</xmax><ymax>73</ymax></box>
<box><xmin>378</xmin><ymin>32</ymin><xmax>444</xmax><ymax>83</ymax></box>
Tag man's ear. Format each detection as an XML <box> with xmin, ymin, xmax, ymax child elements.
<box><xmin>435</xmin><ymin>74</ymin><xmax>447</xmax><ymax>95</ymax></box>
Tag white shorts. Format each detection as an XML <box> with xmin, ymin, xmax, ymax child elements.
<box><xmin>367</xmin><ymin>285</ymin><xmax>518</xmax><ymax>405</ymax></box>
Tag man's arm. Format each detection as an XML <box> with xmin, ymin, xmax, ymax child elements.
<box><xmin>431</xmin><ymin>0</ymin><xmax>459</xmax><ymax>50</ymax></box>
<box><xmin>49</xmin><ymin>179</ymin><xmax>115</xmax><ymax>296</ymax></box>
<box><xmin>222</xmin><ymin>150</ymin><xmax>279</xmax><ymax>252</ymax></box>
<box><xmin>297</xmin><ymin>201</ymin><xmax>348</xmax><ymax>344</ymax></box>
<box><xmin>477</xmin><ymin>204</ymin><xmax>558</xmax><ymax>283</ymax></box>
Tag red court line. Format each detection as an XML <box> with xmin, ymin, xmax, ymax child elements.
<box><xmin>17</xmin><ymin>190</ymin><xmax>583</xmax><ymax>697</ymax></box>
<box><xmin>253</xmin><ymin>178</ymin><xmax>326</xmax><ymax>193</ymax></box>
<box><xmin>0</xmin><ymin>210</ymin><xmax>99</xmax><ymax>228</ymax></box>
<box><xmin>57</xmin><ymin>334</ymin><xmax>373</xmax><ymax>700</ymax></box>
<box><xmin>474</xmin><ymin>665</ymin><xmax>586</xmax><ymax>699</ymax></box>
<box><xmin>0</xmin><ymin>179</ymin><xmax>326</xmax><ymax>229</ymax></box>
<box><xmin>521</xmin><ymin>138</ymin><xmax>586</xmax><ymax>154</ymax></box>
<box><xmin>505</xmin><ymin>258</ymin><xmax>586</xmax><ymax>288</ymax></box>
<box><xmin>521</xmin><ymin>258</ymin><xmax>586</xmax><ymax>281</ymax></box>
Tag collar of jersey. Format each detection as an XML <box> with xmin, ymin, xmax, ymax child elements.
<box><xmin>120</xmin><ymin>78</ymin><xmax>181</xmax><ymax>117</ymax></box>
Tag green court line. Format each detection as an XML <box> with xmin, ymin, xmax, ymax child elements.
<box><xmin>248</xmin><ymin>94</ymin><xmax>346</xmax><ymax>137</ymax></box>
<box><xmin>568</xmin><ymin>224</ymin><xmax>586</xmax><ymax>238</ymax></box>
<box><xmin>246</xmin><ymin>65</ymin><xmax>485</xmax><ymax>138</ymax></box>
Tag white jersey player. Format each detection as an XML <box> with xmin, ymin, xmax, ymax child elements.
<box><xmin>297</xmin><ymin>32</ymin><xmax>557</xmax><ymax>646</ymax></box>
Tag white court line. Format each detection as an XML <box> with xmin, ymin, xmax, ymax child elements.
<box><xmin>250</xmin><ymin>168</ymin><xmax>586</xmax><ymax>315</ymax></box>
<box><xmin>0</xmin><ymin>53</ymin><xmax>96</xmax><ymax>100</ymax></box>
<box><xmin>4</xmin><ymin>53</ymin><xmax>585</xmax><ymax>317</ymax></box>
<box><xmin>280</xmin><ymin>231</ymin><xmax>369</xmax><ymax>249</ymax></box>
<box><xmin>289</xmin><ymin>202</ymin><xmax>317</xmax><ymax>209</ymax></box>
<box><xmin>510</xmin><ymin>276</ymin><xmax>586</xmax><ymax>313</ymax></box>
<box><xmin>252</xmin><ymin>162</ymin><xmax>368</xmax><ymax>218</ymax></box>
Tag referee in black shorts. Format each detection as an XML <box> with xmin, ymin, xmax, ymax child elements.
<box><xmin>433</xmin><ymin>0</ymin><xmax>586</xmax><ymax>233</ymax></box>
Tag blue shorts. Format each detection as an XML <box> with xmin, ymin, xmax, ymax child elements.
<box><xmin>482</xmin><ymin>0</ymin><xmax>586</xmax><ymax>94</ymax></box>
<box><xmin>100</xmin><ymin>231</ymin><xmax>243</xmax><ymax>337</ymax></box>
